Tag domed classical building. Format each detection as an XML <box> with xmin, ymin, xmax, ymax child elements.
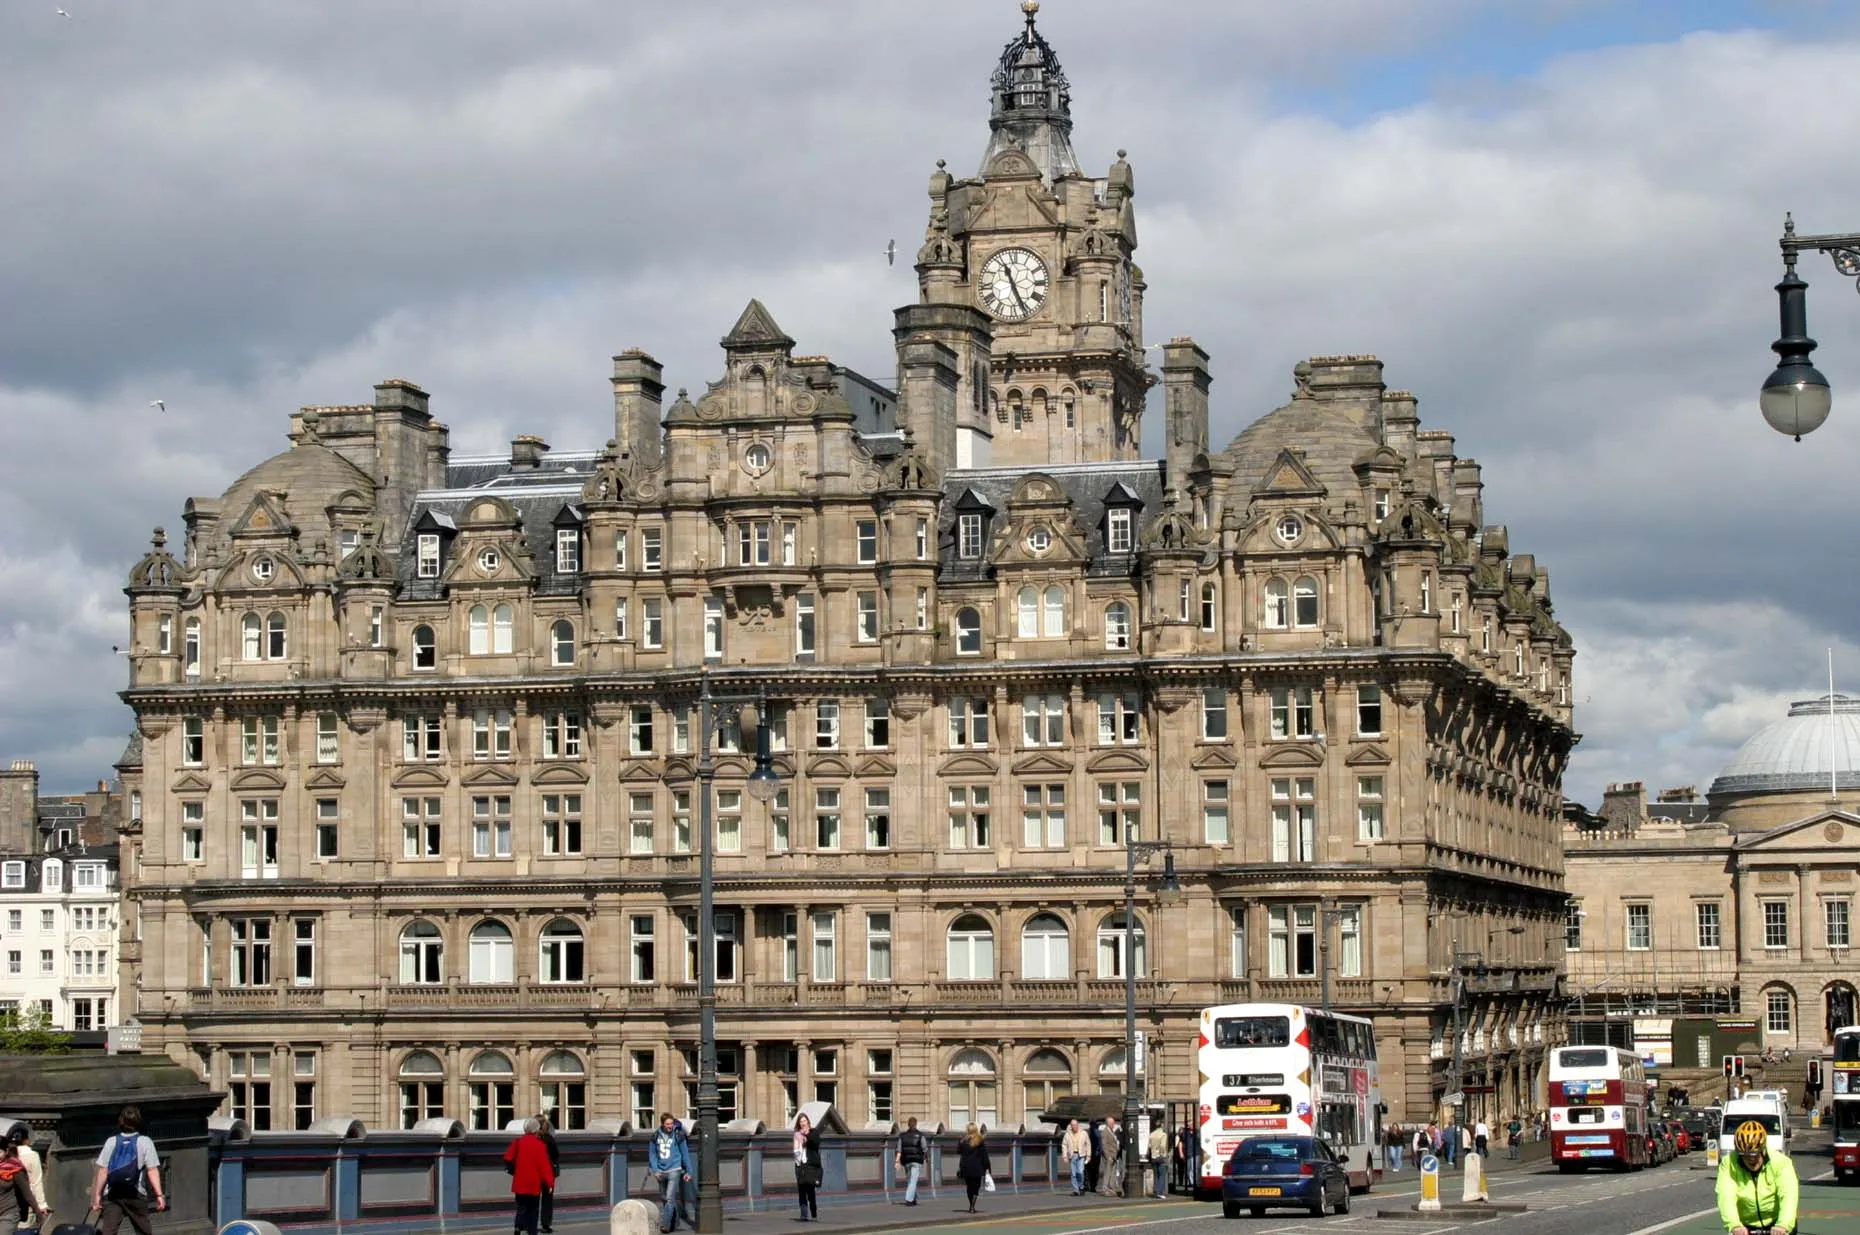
<box><xmin>116</xmin><ymin>6</ymin><xmax>1574</xmax><ymax>1142</ymax></box>
<box><xmin>1565</xmin><ymin>695</ymin><xmax>1860</xmax><ymax>1066</ymax></box>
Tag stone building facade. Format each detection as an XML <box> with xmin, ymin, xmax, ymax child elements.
<box><xmin>1565</xmin><ymin>696</ymin><xmax>1860</xmax><ymax>1055</ymax></box>
<box><xmin>116</xmin><ymin>7</ymin><xmax>1575</xmax><ymax>1134</ymax></box>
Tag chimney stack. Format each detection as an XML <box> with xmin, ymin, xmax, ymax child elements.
<box><xmin>509</xmin><ymin>435</ymin><xmax>549</xmax><ymax>471</ymax></box>
<box><xmin>1161</xmin><ymin>338</ymin><xmax>1210</xmax><ymax>499</ymax></box>
<box><xmin>612</xmin><ymin>350</ymin><xmax>665</xmax><ymax>467</ymax></box>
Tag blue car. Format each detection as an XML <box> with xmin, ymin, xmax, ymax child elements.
<box><xmin>1221</xmin><ymin>1136</ymin><xmax>1351</xmax><ymax>1218</ymax></box>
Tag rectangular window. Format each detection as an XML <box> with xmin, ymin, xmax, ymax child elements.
<box><xmin>1335</xmin><ymin>904</ymin><xmax>1363</xmax><ymax>977</ymax></box>
<box><xmin>856</xmin><ymin>591</ymin><xmax>879</xmax><ymax>642</ymax></box>
<box><xmin>614</xmin><ymin>531</ymin><xmax>629</xmax><ymax>571</ymax></box>
<box><xmin>642</xmin><ymin>597</ymin><xmax>664</xmax><ymax>648</ymax></box>
<box><xmin>1229</xmin><ymin>906</ymin><xmax>1247</xmax><ymax>977</ymax></box>
<box><xmin>541</xmin><ymin>793</ymin><xmax>582</xmax><ymax>856</ymax></box>
<box><xmin>915</xmin><ymin>587</ymin><xmax>928</xmax><ymax>630</ymax></box>
<box><xmin>863</xmin><ymin>787</ymin><xmax>890</xmax><ymax>849</ymax></box>
<box><xmin>672</xmin><ymin>790</ymin><xmax>692</xmax><ymax>853</ymax></box>
<box><xmin>856</xmin><ymin>519</ymin><xmax>878</xmax><ymax>564</ymax></box>
<box><xmin>779</xmin><ymin>912</ymin><xmax>799</xmax><ymax>983</ymax></box>
<box><xmin>811</xmin><ymin>912</ymin><xmax>836</xmax><ymax>982</ymax></box>
<box><xmin>556</xmin><ymin>528</ymin><xmax>580</xmax><ymax>574</ymax></box>
<box><xmin>630</xmin><ymin>916</ymin><xmax>655</xmax><ymax>982</ymax></box>
<box><xmin>1022</xmin><ymin>783</ymin><xmax>1066</xmax><ymax>849</ymax></box>
<box><xmin>403</xmin><ymin>714</ymin><xmax>442</xmax><ymax>762</ymax></box>
<box><xmin>814</xmin><ymin>787</ymin><xmax>841</xmax><ymax>850</ymax></box>
<box><xmin>471</xmin><ymin>794</ymin><xmax>513</xmax><ymax>859</ymax></box>
<box><xmin>1626</xmin><ymin>902</ymin><xmax>1652</xmax><ymax>951</ymax></box>
<box><xmin>182</xmin><ymin>717</ymin><xmax>204</xmax><ymax>765</ymax></box>
<box><xmin>228</xmin><ymin>1050</ymin><xmax>273</xmax><ymax>1130</ymax></box>
<box><xmin>673</xmin><ymin>707</ymin><xmax>689</xmax><ymax>753</ymax></box>
<box><xmin>1107</xmin><ymin>507</ymin><xmax>1133</xmax><ymax>553</ymax></box>
<box><xmin>1094</xmin><ymin>693</ymin><xmax>1139</xmax><ymax>745</ymax></box>
<box><xmin>1565</xmin><ymin>902</ymin><xmax>1582</xmax><ymax>951</ymax></box>
<box><xmin>1097</xmin><ymin>781</ymin><xmax>1141</xmax><ymax>845</ymax></box>
<box><xmin>641</xmin><ymin>527</ymin><xmax>663</xmax><ymax>571</ymax></box>
<box><xmin>239</xmin><ymin>798</ymin><xmax>280</xmax><ymax>879</ymax></box>
<box><xmin>401</xmin><ymin>796</ymin><xmax>441</xmax><ymax>858</ymax></box>
<box><xmin>315</xmin><ymin>713</ymin><xmax>340</xmax><ymax>762</ymax></box>
<box><xmin>1763</xmin><ymin>900</ymin><xmax>1789</xmax><ymax>950</ymax></box>
<box><xmin>862</xmin><ymin>698</ymin><xmax>890</xmax><ymax>749</ymax></box>
<box><xmin>1200</xmin><ymin>688</ymin><xmax>1227</xmax><ymax>740</ymax></box>
<box><xmin>230</xmin><ymin>917</ymin><xmax>272</xmax><ymax>986</ymax></box>
<box><xmin>614</xmin><ymin>598</ymin><xmax>629</xmax><ymax>640</ymax></box>
<box><xmin>915</xmin><ymin>518</ymin><xmax>929</xmax><ymax>560</ymax></box>
<box><xmin>293</xmin><ymin>1052</ymin><xmax>317</xmax><ymax>1130</ymax></box>
<box><xmin>471</xmin><ymin>709</ymin><xmax>513</xmax><ymax>761</ymax></box>
<box><xmin>1767</xmin><ymin>989</ymin><xmax>1793</xmax><ymax>1034</ymax></box>
<box><xmin>293</xmin><ymin>918</ymin><xmax>316</xmax><ymax>985</ymax></box>
<box><xmin>1203</xmin><ymin>780</ymin><xmax>1230</xmax><ymax>845</ymax></box>
<box><xmin>795</xmin><ymin>594</ymin><xmax>816</xmax><ymax>658</ymax></box>
<box><xmin>869</xmin><ymin>1052</ymin><xmax>894</xmax><ymax>1124</ymax></box>
<box><xmin>781</xmin><ymin>522</ymin><xmax>798</xmax><ymax>566</ymax></box>
<box><xmin>1829</xmin><ymin>897</ymin><xmax>1852</xmax><ymax>949</ymax></box>
<box><xmin>1269</xmin><ymin>687</ymin><xmax>1318</xmax><ymax>739</ymax></box>
<box><xmin>628</xmin><ymin>707</ymin><xmax>654</xmax><ymax>755</ymax></box>
<box><xmin>717</xmin><ymin>789</ymin><xmax>742</xmax><ymax>853</ymax></box>
<box><xmin>1022</xmin><ymin>694</ymin><xmax>1066</xmax><ymax>746</ymax></box>
<box><xmin>769</xmin><ymin>788</ymin><xmax>790</xmax><ymax>852</ymax></box>
<box><xmin>1270</xmin><ymin>777</ymin><xmax>1317</xmax><ymax>862</ymax></box>
<box><xmin>417</xmin><ymin>534</ymin><xmax>440</xmax><ymax>578</ymax></box>
<box><xmin>182</xmin><ymin>801</ymin><xmax>205</xmax><ymax>861</ymax></box>
<box><xmin>948</xmin><ymin>785</ymin><xmax>991</xmax><ymax>849</ymax></box>
<box><xmin>542</xmin><ymin>711</ymin><xmax>583</xmax><ymax>759</ymax></box>
<box><xmin>1356</xmin><ymin>685</ymin><xmax>1382</xmax><ymax>736</ymax></box>
<box><xmin>1696</xmin><ymin>901</ymin><xmax>1721</xmax><ymax>950</ymax></box>
<box><xmin>629</xmin><ymin>792</ymin><xmax>655</xmax><ymax>854</ymax></box>
<box><xmin>1356</xmin><ymin>776</ymin><xmax>1385</xmax><ymax>841</ymax></box>
<box><xmin>314</xmin><ymin>798</ymin><xmax>339</xmax><ymax>859</ymax></box>
<box><xmin>957</xmin><ymin>513</ymin><xmax>983</xmax><ymax>560</ymax></box>
<box><xmin>815</xmin><ymin>700</ymin><xmax>840</xmax><ymax>750</ymax></box>
<box><xmin>704</xmin><ymin>596</ymin><xmax>724</xmax><ymax>660</ymax></box>
<box><xmin>949</xmin><ymin>697</ymin><xmax>990</xmax><ymax>748</ymax></box>
<box><xmin>1267</xmin><ymin>905</ymin><xmax>1320</xmax><ymax>978</ymax></box>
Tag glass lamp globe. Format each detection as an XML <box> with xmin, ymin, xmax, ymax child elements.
<box><xmin>745</xmin><ymin>764</ymin><xmax>782</xmax><ymax>804</ymax></box>
<box><xmin>1760</xmin><ymin>364</ymin><xmax>1831</xmax><ymax>440</ymax></box>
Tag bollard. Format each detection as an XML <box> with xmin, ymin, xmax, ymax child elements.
<box><xmin>218</xmin><ymin>1223</ymin><xmax>283</xmax><ymax>1235</ymax></box>
<box><xmin>1705</xmin><ymin>1141</ymin><xmax>1720</xmax><ymax>1172</ymax></box>
<box><xmin>1417</xmin><ymin>1153</ymin><xmax>1441</xmax><ymax>1212</ymax></box>
<box><xmin>610</xmin><ymin>1198</ymin><xmax>657</xmax><ymax>1235</ymax></box>
<box><xmin>1461</xmin><ymin>1151</ymin><xmax>1488</xmax><ymax>1203</ymax></box>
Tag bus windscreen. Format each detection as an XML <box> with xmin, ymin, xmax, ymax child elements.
<box><xmin>1556</xmin><ymin>1048</ymin><xmax>1611</xmax><ymax>1068</ymax></box>
<box><xmin>1215</xmin><ymin>1017</ymin><xmax>1291</xmax><ymax>1048</ymax></box>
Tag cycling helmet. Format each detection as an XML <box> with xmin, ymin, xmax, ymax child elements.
<box><xmin>1733</xmin><ymin>1121</ymin><xmax>1769</xmax><ymax>1154</ymax></box>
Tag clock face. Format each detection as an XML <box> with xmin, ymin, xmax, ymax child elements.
<box><xmin>979</xmin><ymin>247</ymin><xmax>1049</xmax><ymax>321</ymax></box>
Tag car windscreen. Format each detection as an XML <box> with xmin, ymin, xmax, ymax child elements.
<box><xmin>1215</xmin><ymin>1017</ymin><xmax>1291</xmax><ymax>1048</ymax></box>
<box><xmin>1232</xmin><ymin>1139</ymin><xmax>1307</xmax><ymax>1162</ymax></box>
<box><xmin>1726</xmin><ymin>1113</ymin><xmax>1780</xmax><ymax>1135</ymax></box>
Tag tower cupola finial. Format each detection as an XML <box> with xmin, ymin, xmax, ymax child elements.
<box><xmin>982</xmin><ymin>0</ymin><xmax>1079</xmax><ymax>183</ymax></box>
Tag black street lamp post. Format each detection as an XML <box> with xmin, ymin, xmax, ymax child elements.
<box><xmin>1121</xmin><ymin>836</ymin><xmax>1180</xmax><ymax>1201</ymax></box>
<box><xmin>1762</xmin><ymin>213</ymin><xmax>1852</xmax><ymax>439</ymax></box>
<box><xmin>695</xmin><ymin>675</ymin><xmax>782</xmax><ymax>1235</ymax></box>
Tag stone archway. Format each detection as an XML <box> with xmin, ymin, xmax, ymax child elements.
<box><xmin>1826</xmin><ymin>982</ymin><xmax>1859</xmax><ymax>1040</ymax></box>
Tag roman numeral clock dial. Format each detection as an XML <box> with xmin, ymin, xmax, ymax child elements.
<box><xmin>979</xmin><ymin>247</ymin><xmax>1050</xmax><ymax>321</ymax></box>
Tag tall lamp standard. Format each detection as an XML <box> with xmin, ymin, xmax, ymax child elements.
<box><xmin>1761</xmin><ymin>214</ymin><xmax>1851</xmax><ymax>440</ymax></box>
<box><xmin>695</xmin><ymin>676</ymin><xmax>782</xmax><ymax>1235</ymax></box>
<box><xmin>1121</xmin><ymin>837</ymin><xmax>1181</xmax><ymax>1201</ymax></box>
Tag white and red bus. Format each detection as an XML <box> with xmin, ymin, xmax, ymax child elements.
<box><xmin>1195</xmin><ymin>1003</ymin><xmax>1383</xmax><ymax>1197</ymax></box>
<box><xmin>1832</xmin><ymin>1024</ymin><xmax>1860</xmax><ymax>1182</ymax></box>
<box><xmin>1548</xmin><ymin>1044</ymin><xmax>1651</xmax><ymax>1172</ymax></box>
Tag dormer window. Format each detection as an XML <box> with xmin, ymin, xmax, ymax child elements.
<box><xmin>1374</xmin><ymin>489</ymin><xmax>1391</xmax><ymax>521</ymax></box>
<box><xmin>417</xmin><ymin>534</ymin><xmax>441</xmax><ymax>579</ymax></box>
<box><xmin>958</xmin><ymin>514</ymin><xmax>984</xmax><ymax>560</ymax></box>
<box><xmin>556</xmin><ymin>529</ymin><xmax>580</xmax><ymax>574</ymax></box>
<box><xmin>1107</xmin><ymin>508</ymin><xmax>1132</xmax><ymax>554</ymax></box>
<box><xmin>41</xmin><ymin>859</ymin><xmax>62</xmax><ymax>894</ymax></box>
<box><xmin>339</xmin><ymin>529</ymin><xmax>361</xmax><ymax>559</ymax></box>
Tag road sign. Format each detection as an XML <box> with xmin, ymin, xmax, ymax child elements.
<box><xmin>1442</xmin><ymin>1090</ymin><xmax>1465</xmax><ymax>1106</ymax></box>
<box><xmin>1418</xmin><ymin>1154</ymin><xmax>1441</xmax><ymax>1211</ymax></box>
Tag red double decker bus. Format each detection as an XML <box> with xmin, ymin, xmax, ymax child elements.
<box><xmin>1547</xmin><ymin>1045</ymin><xmax>1650</xmax><ymax>1172</ymax></box>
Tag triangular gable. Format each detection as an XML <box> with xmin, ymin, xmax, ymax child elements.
<box><xmin>231</xmin><ymin>768</ymin><xmax>287</xmax><ymax>792</ymax></box>
<box><xmin>722</xmin><ymin>299</ymin><xmax>795</xmax><ymax>349</ymax></box>
<box><xmin>854</xmin><ymin>755</ymin><xmax>896</xmax><ymax>780</ymax></box>
<box><xmin>552</xmin><ymin>503</ymin><xmax>586</xmax><ymax>528</ymax></box>
<box><xmin>938</xmin><ymin>753</ymin><xmax>999</xmax><ymax>779</ymax></box>
<box><xmin>305</xmin><ymin>768</ymin><xmax>347</xmax><ymax>790</ymax></box>
<box><xmin>806</xmin><ymin>754</ymin><xmax>852</xmax><ymax>780</ymax></box>
<box><xmin>1734</xmin><ymin>808</ymin><xmax>1860</xmax><ymax>852</ymax></box>
<box><xmin>1260</xmin><ymin>743</ymin><xmax>1325</xmax><ymax>769</ymax></box>
<box><xmin>170</xmin><ymin>771</ymin><xmax>212</xmax><ymax>795</ymax></box>
<box><xmin>1101</xmin><ymin>481</ymin><xmax>1143</xmax><ymax>508</ymax></box>
<box><xmin>1189</xmin><ymin>746</ymin><xmax>1237</xmax><ymax>771</ymax></box>
<box><xmin>618</xmin><ymin>760</ymin><xmax>663</xmax><ymax>783</ymax></box>
<box><xmin>1258</xmin><ymin>449</ymin><xmax>1326</xmax><ymax>497</ymax></box>
<box><xmin>413</xmin><ymin>508</ymin><xmax>457</xmax><ymax>534</ymax></box>
<box><xmin>954</xmin><ymin>487</ymin><xmax>995</xmax><ymax>513</ymax></box>
<box><xmin>229</xmin><ymin>491</ymin><xmax>296</xmax><ymax>539</ymax></box>
<box><xmin>462</xmin><ymin>765</ymin><xmax>521</xmax><ymax>788</ymax></box>
<box><xmin>390</xmin><ymin>766</ymin><xmax>450</xmax><ymax>789</ymax></box>
<box><xmin>1086</xmin><ymin>749</ymin><xmax>1149</xmax><ymax>775</ymax></box>
<box><xmin>1011</xmin><ymin>752</ymin><xmax>1075</xmax><ymax>777</ymax></box>
<box><xmin>1344</xmin><ymin>743</ymin><xmax>1392</xmax><ymax>767</ymax></box>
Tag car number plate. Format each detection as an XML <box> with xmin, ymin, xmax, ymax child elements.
<box><xmin>1248</xmin><ymin>1187</ymin><xmax>1281</xmax><ymax>1196</ymax></box>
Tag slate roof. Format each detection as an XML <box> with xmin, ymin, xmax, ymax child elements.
<box><xmin>398</xmin><ymin>480</ymin><xmax>589</xmax><ymax>601</ymax></box>
<box><xmin>937</xmin><ymin>459</ymin><xmax>1167</xmax><ymax>583</ymax></box>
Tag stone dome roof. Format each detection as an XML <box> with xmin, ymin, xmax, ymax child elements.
<box><xmin>1223</xmin><ymin>394</ymin><xmax>1378</xmax><ymax>498</ymax></box>
<box><xmin>1708</xmin><ymin>693</ymin><xmax>1860</xmax><ymax>797</ymax></box>
<box><xmin>221</xmin><ymin>442</ymin><xmax>375</xmax><ymax>511</ymax></box>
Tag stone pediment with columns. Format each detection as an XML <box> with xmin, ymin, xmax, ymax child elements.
<box><xmin>1733</xmin><ymin>808</ymin><xmax>1860</xmax><ymax>854</ymax></box>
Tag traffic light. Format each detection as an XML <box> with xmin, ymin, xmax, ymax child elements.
<box><xmin>1723</xmin><ymin>1055</ymin><xmax>1734</xmax><ymax>1080</ymax></box>
<box><xmin>1808</xmin><ymin>1059</ymin><xmax>1822</xmax><ymax>1087</ymax></box>
<box><xmin>1722</xmin><ymin>1054</ymin><xmax>1745</xmax><ymax>1080</ymax></box>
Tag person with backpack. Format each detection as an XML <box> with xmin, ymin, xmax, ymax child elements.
<box><xmin>1505</xmin><ymin>1115</ymin><xmax>1524</xmax><ymax>1161</ymax></box>
<box><xmin>895</xmin><ymin>1116</ymin><xmax>928</xmax><ymax>1206</ymax></box>
<box><xmin>6</xmin><ymin>1127</ymin><xmax>50</xmax><ymax>1227</ymax></box>
<box><xmin>90</xmin><ymin>1105</ymin><xmax>165</xmax><ymax>1235</ymax></box>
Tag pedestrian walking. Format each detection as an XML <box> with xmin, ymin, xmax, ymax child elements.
<box><xmin>1473</xmin><ymin>1118</ymin><xmax>1490</xmax><ymax>1157</ymax></box>
<box><xmin>1174</xmin><ymin>1124</ymin><xmax>1193</xmax><ymax>1190</ymax></box>
<box><xmin>3</xmin><ymin>1127</ymin><xmax>50</xmax><ymax>1228</ymax></box>
<box><xmin>956</xmin><ymin>1124</ymin><xmax>992</xmax><ymax>1214</ymax></box>
<box><xmin>1098</xmin><ymin>1115</ymin><xmax>1123</xmax><ymax>1196</ymax></box>
<box><xmin>792</xmin><ymin>1113</ymin><xmax>823</xmax><ymax>1222</ymax></box>
<box><xmin>645</xmin><ymin>1113</ymin><xmax>693</xmax><ymax>1233</ymax></box>
<box><xmin>1413</xmin><ymin>1125</ymin><xmax>1429</xmax><ymax>1166</ymax></box>
<box><xmin>1459</xmin><ymin>1123</ymin><xmax>1474</xmax><ymax>1166</ymax></box>
<box><xmin>1061</xmin><ymin>1119</ymin><xmax>1091</xmax><ymax>1195</ymax></box>
<box><xmin>536</xmin><ymin>1116</ymin><xmax>559</xmax><ymax>1234</ymax></box>
<box><xmin>1440</xmin><ymin>1121</ymin><xmax>1457</xmax><ymax>1167</ymax></box>
<box><xmin>896</xmin><ymin>1116</ymin><xmax>928</xmax><ymax>1206</ymax></box>
<box><xmin>1385</xmin><ymin>1123</ymin><xmax>1404</xmax><ymax>1172</ymax></box>
<box><xmin>1505</xmin><ymin>1116</ymin><xmax>1523</xmax><ymax>1161</ymax></box>
<box><xmin>90</xmin><ymin>1105</ymin><xmax>166</xmax><ymax>1235</ymax></box>
<box><xmin>1147</xmin><ymin>1122</ymin><xmax>1168</xmax><ymax>1198</ymax></box>
<box><xmin>1085</xmin><ymin>1120</ymin><xmax>1103</xmax><ymax>1194</ymax></box>
<box><xmin>503</xmin><ymin>1118</ymin><xmax>555</xmax><ymax>1235</ymax></box>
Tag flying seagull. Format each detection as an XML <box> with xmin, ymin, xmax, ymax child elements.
<box><xmin>57</xmin><ymin>7</ymin><xmax>71</xmax><ymax>15</ymax></box>
<box><xmin>149</xmin><ymin>399</ymin><xmax>165</xmax><ymax>413</ymax></box>
<box><xmin>884</xmin><ymin>239</ymin><xmax>896</xmax><ymax>267</ymax></box>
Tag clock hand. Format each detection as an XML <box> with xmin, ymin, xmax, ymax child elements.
<box><xmin>1008</xmin><ymin>274</ymin><xmax>1029</xmax><ymax>315</ymax></box>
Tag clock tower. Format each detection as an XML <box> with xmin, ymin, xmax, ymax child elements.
<box><xmin>911</xmin><ymin>0</ymin><xmax>1149</xmax><ymax>469</ymax></box>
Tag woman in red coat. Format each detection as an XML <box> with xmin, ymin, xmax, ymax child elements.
<box><xmin>504</xmin><ymin>1118</ymin><xmax>557</xmax><ymax>1235</ymax></box>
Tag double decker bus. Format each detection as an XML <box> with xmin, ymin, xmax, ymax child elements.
<box><xmin>1548</xmin><ymin>1044</ymin><xmax>1650</xmax><ymax>1172</ymax></box>
<box><xmin>1195</xmin><ymin>1003</ymin><xmax>1382</xmax><ymax>1197</ymax></box>
<box><xmin>1832</xmin><ymin>1024</ymin><xmax>1860</xmax><ymax>1183</ymax></box>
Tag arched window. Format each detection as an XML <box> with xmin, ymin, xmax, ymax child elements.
<box><xmin>411</xmin><ymin>624</ymin><xmax>437</xmax><ymax>670</ymax></box>
<box><xmin>1263</xmin><ymin>580</ymin><xmax>1289</xmax><ymax>629</ymax></box>
<box><xmin>1292</xmin><ymin>577</ymin><xmax>1319</xmax><ymax>628</ymax></box>
<box><xmin>468</xmin><ymin>605</ymin><xmax>489</xmax><ymax>655</ymax></box>
<box><xmin>1017</xmin><ymin>588</ymin><xmax>1039</xmax><ymax>639</ymax></box>
<box><xmin>1096</xmin><ymin>911</ymin><xmax>1145</xmax><ymax>979</ymax></box>
<box><xmin>955</xmin><ymin>607</ymin><xmax>982</xmax><ymax>656</ymax></box>
<box><xmin>266</xmin><ymin>612</ymin><xmax>288</xmax><ymax>659</ymax></box>
<box><xmin>397</xmin><ymin>1050</ymin><xmax>445</xmax><ymax>1129</ymax></box>
<box><xmin>241</xmin><ymin>613</ymin><xmax>262</xmax><ymax>660</ymax></box>
<box><xmin>1043</xmin><ymin>586</ymin><xmax>1065</xmax><ymax>638</ymax></box>
<box><xmin>469</xmin><ymin>920</ymin><xmax>514</xmax><ymax>984</ymax></box>
<box><xmin>399</xmin><ymin>921</ymin><xmax>443</xmax><ymax>985</ymax></box>
<box><xmin>1020</xmin><ymin>913</ymin><xmax>1070</xmax><ymax>981</ymax></box>
<box><xmin>1104</xmin><ymin>601</ymin><xmax>1133</xmax><ymax>651</ymax></box>
<box><xmin>551</xmin><ymin>620</ymin><xmax>575</xmax><ymax>667</ymax></box>
<box><xmin>539</xmin><ymin>918</ymin><xmax>585</xmax><ymax>984</ymax></box>
<box><xmin>1022</xmin><ymin>1048</ymin><xmax>1073</xmax><ymax>1119</ymax></box>
<box><xmin>183</xmin><ymin>617</ymin><xmax>201</xmax><ymax>679</ymax></box>
<box><xmin>492</xmin><ymin>604</ymin><xmax>514</xmax><ymax>654</ymax></box>
<box><xmin>946</xmin><ymin>1048</ymin><xmax>998</xmax><ymax>1130</ymax></box>
<box><xmin>467</xmin><ymin>1049</ymin><xmax>515</xmax><ymax>1131</ymax></box>
<box><xmin>539</xmin><ymin>1050</ymin><xmax>588</xmax><ymax>1130</ymax></box>
<box><xmin>1099</xmin><ymin>1046</ymin><xmax>1131</xmax><ymax>1096</ymax></box>
<box><xmin>947</xmin><ymin>914</ymin><xmax>995</xmax><ymax>981</ymax></box>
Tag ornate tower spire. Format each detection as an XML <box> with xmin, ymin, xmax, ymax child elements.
<box><xmin>981</xmin><ymin>0</ymin><xmax>1079</xmax><ymax>182</ymax></box>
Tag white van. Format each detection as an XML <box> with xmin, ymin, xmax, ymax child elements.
<box><xmin>1720</xmin><ymin>1095</ymin><xmax>1787</xmax><ymax>1157</ymax></box>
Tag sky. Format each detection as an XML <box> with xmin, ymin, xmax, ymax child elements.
<box><xmin>4</xmin><ymin>0</ymin><xmax>1860</xmax><ymax>805</ymax></box>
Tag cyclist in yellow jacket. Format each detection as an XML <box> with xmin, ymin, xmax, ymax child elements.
<box><xmin>1716</xmin><ymin>1120</ymin><xmax>1798</xmax><ymax>1235</ymax></box>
